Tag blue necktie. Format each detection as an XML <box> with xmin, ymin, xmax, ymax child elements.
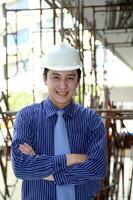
<box><xmin>54</xmin><ymin>110</ymin><xmax>75</xmax><ymax>200</ymax></box>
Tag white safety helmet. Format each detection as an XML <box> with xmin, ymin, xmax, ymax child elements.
<box><xmin>44</xmin><ymin>42</ymin><xmax>81</xmax><ymax>71</ymax></box>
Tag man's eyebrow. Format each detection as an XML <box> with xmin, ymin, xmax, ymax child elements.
<box><xmin>67</xmin><ymin>73</ymin><xmax>76</xmax><ymax>76</ymax></box>
<box><xmin>51</xmin><ymin>72</ymin><xmax>76</xmax><ymax>76</ymax></box>
<box><xmin>64</xmin><ymin>73</ymin><xmax>77</xmax><ymax>77</ymax></box>
<box><xmin>51</xmin><ymin>72</ymin><xmax>60</xmax><ymax>76</ymax></box>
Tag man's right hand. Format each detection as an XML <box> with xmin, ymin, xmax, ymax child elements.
<box><xmin>66</xmin><ymin>154</ymin><xmax>88</xmax><ymax>166</ymax></box>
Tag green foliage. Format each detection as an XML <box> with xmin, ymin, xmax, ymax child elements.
<box><xmin>9</xmin><ymin>92</ymin><xmax>33</xmax><ymax>111</ymax></box>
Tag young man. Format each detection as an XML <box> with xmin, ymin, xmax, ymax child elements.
<box><xmin>11</xmin><ymin>42</ymin><xmax>107</xmax><ymax>200</ymax></box>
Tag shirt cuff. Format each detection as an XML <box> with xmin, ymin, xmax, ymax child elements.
<box><xmin>54</xmin><ymin>154</ymin><xmax>67</xmax><ymax>172</ymax></box>
<box><xmin>53</xmin><ymin>170</ymin><xmax>68</xmax><ymax>186</ymax></box>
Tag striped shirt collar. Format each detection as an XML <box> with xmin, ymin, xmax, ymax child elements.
<box><xmin>42</xmin><ymin>96</ymin><xmax>79</xmax><ymax>118</ymax></box>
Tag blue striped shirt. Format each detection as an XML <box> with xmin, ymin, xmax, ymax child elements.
<box><xmin>11</xmin><ymin>97</ymin><xmax>107</xmax><ymax>200</ymax></box>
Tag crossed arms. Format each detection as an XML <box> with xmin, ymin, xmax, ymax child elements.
<box><xmin>12</xmin><ymin>131</ymin><xmax>106</xmax><ymax>185</ymax></box>
<box><xmin>11</xmin><ymin>109</ymin><xmax>107</xmax><ymax>185</ymax></box>
<box><xmin>19</xmin><ymin>143</ymin><xmax>88</xmax><ymax>181</ymax></box>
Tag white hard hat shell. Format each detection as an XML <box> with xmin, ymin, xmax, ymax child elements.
<box><xmin>44</xmin><ymin>42</ymin><xmax>81</xmax><ymax>71</ymax></box>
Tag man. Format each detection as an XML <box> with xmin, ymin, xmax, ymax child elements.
<box><xmin>11</xmin><ymin>42</ymin><xmax>107</xmax><ymax>200</ymax></box>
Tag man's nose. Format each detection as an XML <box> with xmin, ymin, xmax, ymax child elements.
<box><xmin>59</xmin><ymin>80</ymin><xmax>67</xmax><ymax>88</ymax></box>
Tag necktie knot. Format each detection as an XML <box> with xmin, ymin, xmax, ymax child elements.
<box><xmin>57</xmin><ymin>110</ymin><xmax>64</xmax><ymax>116</ymax></box>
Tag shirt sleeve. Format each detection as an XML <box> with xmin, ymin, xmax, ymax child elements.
<box><xmin>11</xmin><ymin>108</ymin><xmax>67</xmax><ymax>180</ymax></box>
<box><xmin>53</xmin><ymin>121</ymin><xmax>107</xmax><ymax>185</ymax></box>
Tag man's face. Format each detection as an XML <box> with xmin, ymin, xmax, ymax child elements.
<box><xmin>44</xmin><ymin>70</ymin><xmax>79</xmax><ymax>109</ymax></box>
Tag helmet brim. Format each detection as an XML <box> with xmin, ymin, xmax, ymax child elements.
<box><xmin>45</xmin><ymin>65</ymin><xmax>81</xmax><ymax>71</ymax></box>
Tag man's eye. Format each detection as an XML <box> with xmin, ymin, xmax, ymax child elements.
<box><xmin>68</xmin><ymin>77</ymin><xmax>74</xmax><ymax>80</ymax></box>
<box><xmin>52</xmin><ymin>76</ymin><xmax>59</xmax><ymax>79</ymax></box>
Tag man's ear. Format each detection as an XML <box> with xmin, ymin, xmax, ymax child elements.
<box><xmin>43</xmin><ymin>75</ymin><xmax>47</xmax><ymax>85</ymax></box>
<box><xmin>77</xmin><ymin>78</ymin><xmax>80</xmax><ymax>86</ymax></box>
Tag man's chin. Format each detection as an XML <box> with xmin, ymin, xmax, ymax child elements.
<box><xmin>55</xmin><ymin>99</ymin><xmax>71</xmax><ymax>108</ymax></box>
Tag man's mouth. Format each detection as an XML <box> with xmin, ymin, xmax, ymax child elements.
<box><xmin>56</xmin><ymin>91</ymin><xmax>68</xmax><ymax>96</ymax></box>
